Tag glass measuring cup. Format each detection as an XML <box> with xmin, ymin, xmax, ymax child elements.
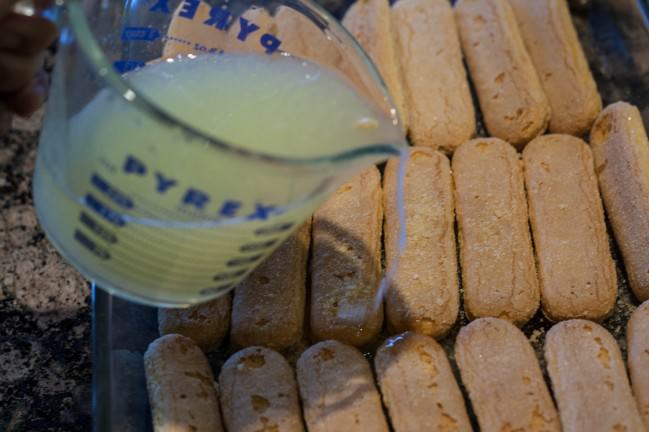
<box><xmin>32</xmin><ymin>0</ymin><xmax>406</xmax><ymax>307</ymax></box>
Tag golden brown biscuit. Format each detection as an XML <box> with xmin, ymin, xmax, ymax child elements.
<box><xmin>226</xmin><ymin>7</ymin><xmax>276</xmax><ymax>54</ymax></box>
<box><xmin>509</xmin><ymin>0</ymin><xmax>601</xmax><ymax>136</ymax></box>
<box><xmin>627</xmin><ymin>301</ymin><xmax>649</xmax><ymax>429</ymax></box>
<box><xmin>296</xmin><ymin>340</ymin><xmax>389</xmax><ymax>432</ymax></box>
<box><xmin>274</xmin><ymin>6</ymin><xmax>341</xmax><ymax>69</ymax></box>
<box><xmin>230</xmin><ymin>221</ymin><xmax>311</xmax><ymax>350</ymax></box>
<box><xmin>310</xmin><ymin>167</ymin><xmax>383</xmax><ymax>347</ymax></box>
<box><xmin>343</xmin><ymin>0</ymin><xmax>409</xmax><ymax>130</ymax></box>
<box><xmin>455</xmin><ymin>318</ymin><xmax>561</xmax><ymax>432</ymax></box>
<box><xmin>455</xmin><ymin>0</ymin><xmax>550</xmax><ymax>148</ymax></box>
<box><xmin>219</xmin><ymin>346</ymin><xmax>304</xmax><ymax>432</ymax></box>
<box><xmin>545</xmin><ymin>320</ymin><xmax>644</xmax><ymax>432</ymax></box>
<box><xmin>164</xmin><ymin>1</ymin><xmax>228</xmax><ymax>58</ymax></box>
<box><xmin>453</xmin><ymin>138</ymin><xmax>539</xmax><ymax>325</ymax></box>
<box><xmin>523</xmin><ymin>134</ymin><xmax>616</xmax><ymax>321</ymax></box>
<box><xmin>590</xmin><ymin>102</ymin><xmax>649</xmax><ymax>302</ymax></box>
<box><xmin>375</xmin><ymin>332</ymin><xmax>473</xmax><ymax>432</ymax></box>
<box><xmin>158</xmin><ymin>294</ymin><xmax>231</xmax><ymax>352</ymax></box>
<box><xmin>144</xmin><ymin>334</ymin><xmax>223</xmax><ymax>432</ymax></box>
<box><xmin>383</xmin><ymin>148</ymin><xmax>458</xmax><ymax>337</ymax></box>
<box><xmin>392</xmin><ymin>0</ymin><xmax>475</xmax><ymax>152</ymax></box>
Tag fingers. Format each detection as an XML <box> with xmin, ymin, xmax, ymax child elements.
<box><xmin>0</xmin><ymin>0</ymin><xmax>54</xmax><ymax>18</ymax></box>
<box><xmin>3</xmin><ymin>68</ymin><xmax>47</xmax><ymax>116</ymax></box>
<box><xmin>0</xmin><ymin>14</ymin><xmax>57</xmax><ymax>55</ymax></box>
<box><xmin>0</xmin><ymin>50</ymin><xmax>43</xmax><ymax>93</ymax></box>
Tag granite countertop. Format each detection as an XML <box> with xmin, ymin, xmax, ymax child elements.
<box><xmin>0</xmin><ymin>110</ymin><xmax>92</xmax><ymax>431</ymax></box>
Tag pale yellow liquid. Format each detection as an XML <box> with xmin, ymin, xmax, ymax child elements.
<box><xmin>33</xmin><ymin>53</ymin><xmax>404</xmax><ymax>306</ymax></box>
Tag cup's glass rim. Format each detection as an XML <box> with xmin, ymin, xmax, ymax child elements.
<box><xmin>64</xmin><ymin>0</ymin><xmax>403</xmax><ymax>167</ymax></box>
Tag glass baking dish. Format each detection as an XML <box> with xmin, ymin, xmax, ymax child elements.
<box><xmin>92</xmin><ymin>0</ymin><xmax>649</xmax><ymax>430</ymax></box>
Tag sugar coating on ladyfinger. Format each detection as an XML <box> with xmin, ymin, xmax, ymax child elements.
<box><xmin>453</xmin><ymin>138</ymin><xmax>539</xmax><ymax>326</ymax></box>
<box><xmin>230</xmin><ymin>221</ymin><xmax>311</xmax><ymax>350</ymax></box>
<box><xmin>375</xmin><ymin>332</ymin><xmax>473</xmax><ymax>432</ymax></box>
<box><xmin>383</xmin><ymin>148</ymin><xmax>458</xmax><ymax>337</ymax></box>
<box><xmin>297</xmin><ymin>340</ymin><xmax>389</xmax><ymax>432</ymax></box>
<box><xmin>158</xmin><ymin>294</ymin><xmax>231</xmax><ymax>353</ymax></box>
<box><xmin>545</xmin><ymin>320</ymin><xmax>644</xmax><ymax>432</ymax></box>
<box><xmin>310</xmin><ymin>167</ymin><xmax>383</xmax><ymax>347</ymax></box>
<box><xmin>627</xmin><ymin>301</ymin><xmax>649</xmax><ymax>430</ymax></box>
<box><xmin>455</xmin><ymin>318</ymin><xmax>561</xmax><ymax>432</ymax></box>
<box><xmin>523</xmin><ymin>134</ymin><xmax>616</xmax><ymax>321</ymax></box>
<box><xmin>343</xmin><ymin>0</ymin><xmax>409</xmax><ymax>131</ymax></box>
<box><xmin>144</xmin><ymin>334</ymin><xmax>224</xmax><ymax>432</ymax></box>
<box><xmin>219</xmin><ymin>346</ymin><xmax>304</xmax><ymax>432</ymax></box>
<box><xmin>455</xmin><ymin>0</ymin><xmax>550</xmax><ymax>148</ymax></box>
<box><xmin>392</xmin><ymin>0</ymin><xmax>475</xmax><ymax>152</ymax></box>
<box><xmin>509</xmin><ymin>0</ymin><xmax>601</xmax><ymax>136</ymax></box>
<box><xmin>591</xmin><ymin>102</ymin><xmax>649</xmax><ymax>302</ymax></box>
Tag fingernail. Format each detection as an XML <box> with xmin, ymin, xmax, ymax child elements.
<box><xmin>0</xmin><ymin>32</ymin><xmax>21</xmax><ymax>50</ymax></box>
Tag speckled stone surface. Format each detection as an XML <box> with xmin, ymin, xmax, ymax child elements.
<box><xmin>0</xmin><ymin>110</ymin><xmax>92</xmax><ymax>432</ymax></box>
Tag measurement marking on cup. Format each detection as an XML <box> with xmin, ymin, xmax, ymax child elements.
<box><xmin>79</xmin><ymin>212</ymin><xmax>117</xmax><ymax>244</ymax></box>
<box><xmin>74</xmin><ymin>230</ymin><xmax>110</xmax><ymax>260</ymax></box>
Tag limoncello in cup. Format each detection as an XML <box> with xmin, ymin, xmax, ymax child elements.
<box><xmin>33</xmin><ymin>1</ymin><xmax>406</xmax><ymax>306</ymax></box>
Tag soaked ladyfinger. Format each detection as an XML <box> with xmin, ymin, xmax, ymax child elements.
<box><xmin>219</xmin><ymin>346</ymin><xmax>304</xmax><ymax>432</ymax></box>
<box><xmin>343</xmin><ymin>0</ymin><xmax>409</xmax><ymax>130</ymax></box>
<box><xmin>144</xmin><ymin>334</ymin><xmax>223</xmax><ymax>432</ymax></box>
<box><xmin>383</xmin><ymin>148</ymin><xmax>458</xmax><ymax>337</ymax></box>
<box><xmin>545</xmin><ymin>320</ymin><xmax>644</xmax><ymax>432</ymax></box>
<box><xmin>310</xmin><ymin>167</ymin><xmax>383</xmax><ymax>347</ymax></box>
<box><xmin>158</xmin><ymin>294</ymin><xmax>231</xmax><ymax>352</ymax></box>
<box><xmin>590</xmin><ymin>102</ymin><xmax>649</xmax><ymax>301</ymax></box>
<box><xmin>392</xmin><ymin>0</ymin><xmax>475</xmax><ymax>153</ymax></box>
<box><xmin>453</xmin><ymin>138</ymin><xmax>539</xmax><ymax>326</ymax></box>
<box><xmin>230</xmin><ymin>221</ymin><xmax>311</xmax><ymax>350</ymax></box>
<box><xmin>455</xmin><ymin>0</ymin><xmax>550</xmax><ymax>148</ymax></box>
<box><xmin>523</xmin><ymin>134</ymin><xmax>616</xmax><ymax>321</ymax></box>
<box><xmin>455</xmin><ymin>318</ymin><xmax>561</xmax><ymax>432</ymax></box>
<box><xmin>296</xmin><ymin>340</ymin><xmax>389</xmax><ymax>432</ymax></box>
<box><xmin>509</xmin><ymin>0</ymin><xmax>601</xmax><ymax>136</ymax></box>
<box><xmin>164</xmin><ymin>1</ymin><xmax>228</xmax><ymax>58</ymax></box>
<box><xmin>374</xmin><ymin>332</ymin><xmax>472</xmax><ymax>432</ymax></box>
<box><xmin>627</xmin><ymin>301</ymin><xmax>649</xmax><ymax>429</ymax></box>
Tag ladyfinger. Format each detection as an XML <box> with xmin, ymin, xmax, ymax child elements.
<box><xmin>274</xmin><ymin>6</ymin><xmax>341</xmax><ymax>69</ymax></box>
<box><xmin>627</xmin><ymin>300</ymin><xmax>649</xmax><ymax>429</ymax></box>
<box><xmin>455</xmin><ymin>0</ymin><xmax>550</xmax><ymax>148</ymax></box>
<box><xmin>455</xmin><ymin>318</ymin><xmax>561</xmax><ymax>432</ymax></box>
<box><xmin>375</xmin><ymin>332</ymin><xmax>473</xmax><ymax>432</ymax></box>
<box><xmin>545</xmin><ymin>320</ymin><xmax>644</xmax><ymax>432</ymax></box>
<box><xmin>509</xmin><ymin>0</ymin><xmax>601</xmax><ymax>136</ymax></box>
<box><xmin>227</xmin><ymin>7</ymin><xmax>276</xmax><ymax>54</ymax></box>
<box><xmin>523</xmin><ymin>134</ymin><xmax>616</xmax><ymax>321</ymax></box>
<box><xmin>296</xmin><ymin>340</ymin><xmax>389</xmax><ymax>432</ymax></box>
<box><xmin>158</xmin><ymin>294</ymin><xmax>231</xmax><ymax>352</ymax></box>
<box><xmin>590</xmin><ymin>102</ymin><xmax>649</xmax><ymax>301</ymax></box>
<box><xmin>164</xmin><ymin>1</ymin><xmax>227</xmax><ymax>58</ymax></box>
<box><xmin>310</xmin><ymin>167</ymin><xmax>383</xmax><ymax>347</ymax></box>
<box><xmin>219</xmin><ymin>346</ymin><xmax>303</xmax><ymax>432</ymax></box>
<box><xmin>453</xmin><ymin>138</ymin><xmax>539</xmax><ymax>326</ymax></box>
<box><xmin>383</xmin><ymin>148</ymin><xmax>458</xmax><ymax>337</ymax></box>
<box><xmin>343</xmin><ymin>0</ymin><xmax>409</xmax><ymax>130</ymax></box>
<box><xmin>144</xmin><ymin>334</ymin><xmax>223</xmax><ymax>432</ymax></box>
<box><xmin>392</xmin><ymin>0</ymin><xmax>475</xmax><ymax>153</ymax></box>
<box><xmin>230</xmin><ymin>221</ymin><xmax>311</xmax><ymax>350</ymax></box>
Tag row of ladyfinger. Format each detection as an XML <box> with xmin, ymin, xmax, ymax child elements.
<box><xmin>159</xmin><ymin>100</ymin><xmax>649</xmax><ymax>352</ymax></box>
<box><xmin>145</xmin><ymin>303</ymin><xmax>649</xmax><ymax>432</ymax></box>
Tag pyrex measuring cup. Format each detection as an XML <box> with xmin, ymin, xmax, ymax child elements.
<box><xmin>32</xmin><ymin>0</ymin><xmax>406</xmax><ymax>306</ymax></box>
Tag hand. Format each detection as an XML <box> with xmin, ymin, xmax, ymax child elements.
<box><xmin>0</xmin><ymin>1</ymin><xmax>57</xmax><ymax>119</ymax></box>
